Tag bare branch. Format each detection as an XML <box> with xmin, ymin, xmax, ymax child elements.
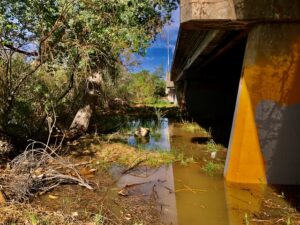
<box><xmin>1</xmin><ymin>43</ymin><xmax>38</xmax><ymax>56</ymax></box>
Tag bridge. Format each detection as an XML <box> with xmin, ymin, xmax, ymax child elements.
<box><xmin>170</xmin><ymin>0</ymin><xmax>300</xmax><ymax>184</ymax></box>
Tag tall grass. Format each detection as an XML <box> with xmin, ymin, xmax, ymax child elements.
<box><xmin>180</xmin><ymin>120</ymin><xmax>210</xmax><ymax>136</ymax></box>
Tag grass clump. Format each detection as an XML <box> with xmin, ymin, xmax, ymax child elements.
<box><xmin>175</xmin><ymin>152</ymin><xmax>195</xmax><ymax>166</ymax></box>
<box><xmin>201</xmin><ymin>161</ymin><xmax>224</xmax><ymax>176</ymax></box>
<box><xmin>91</xmin><ymin>142</ymin><xmax>175</xmax><ymax>168</ymax></box>
<box><xmin>0</xmin><ymin>202</ymin><xmax>70</xmax><ymax>225</ymax></box>
<box><xmin>146</xmin><ymin>99</ymin><xmax>174</xmax><ymax>108</ymax></box>
<box><xmin>207</xmin><ymin>139</ymin><xmax>218</xmax><ymax>152</ymax></box>
<box><xmin>180</xmin><ymin>121</ymin><xmax>209</xmax><ymax>135</ymax></box>
<box><xmin>144</xmin><ymin>151</ymin><xmax>175</xmax><ymax>167</ymax></box>
<box><xmin>206</xmin><ymin>139</ymin><xmax>220</xmax><ymax>152</ymax></box>
<box><xmin>94</xmin><ymin>210</ymin><xmax>105</xmax><ymax>225</ymax></box>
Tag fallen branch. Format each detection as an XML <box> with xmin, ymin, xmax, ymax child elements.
<box><xmin>250</xmin><ymin>219</ymin><xmax>272</xmax><ymax>223</ymax></box>
<box><xmin>53</xmin><ymin>160</ymin><xmax>93</xmax><ymax>170</ymax></box>
<box><xmin>0</xmin><ymin>112</ymin><xmax>93</xmax><ymax>202</ymax></box>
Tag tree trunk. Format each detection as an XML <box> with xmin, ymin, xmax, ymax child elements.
<box><xmin>66</xmin><ymin>73</ymin><xmax>102</xmax><ymax>139</ymax></box>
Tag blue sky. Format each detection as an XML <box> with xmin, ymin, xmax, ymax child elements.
<box><xmin>131</xmin><ymin>8</ymin><xmax>180</xmax><ymax>76</ymax></box>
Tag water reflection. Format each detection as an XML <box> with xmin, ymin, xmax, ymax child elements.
<box><xmin>127</xmin><ymin>118</ymin><xmax>171</xmax><ymax>150</ymax></box>
<box><xmin>117</xmin><ymin>118</ymin><xmax>288</xmax><ymax>225</ymax></box>
<box><xmin>225</xmin><ymin>183</ymin><xmax>266</xmax><ymax>225</ymax></box>
<box><xmin>113</xmin><ymin>165</ymin><xmax>178</xmax><ymax>225</ymax></box>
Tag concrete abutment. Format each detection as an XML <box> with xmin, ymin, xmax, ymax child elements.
<box><xmin>171</xmin><ymin>0</ymin><xmax>300</xmax><ymax>184</ymax></box>
<box><xmin>224</xmin><ymin>23</ymin><xmax>300</xmax><ymax>184</ymax></box>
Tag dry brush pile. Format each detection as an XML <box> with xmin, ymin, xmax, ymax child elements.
<box><xmin>0</xmin><ymin>115</ymin><xmax>93</xmax><ymax>203</ymax></box>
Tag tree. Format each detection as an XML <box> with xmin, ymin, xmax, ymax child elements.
<box><xmin>128</xmin><ymin>70</ymin><xmax>166</xmax><ymax>104</ymax></box>
<box><xmin>0</xmin><ymin>0</ymin><xmax>178</xmax><ymax>140</ymax></box>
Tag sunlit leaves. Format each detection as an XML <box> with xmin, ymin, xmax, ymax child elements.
<box><xmin>0</xmin><ymin>0</ymin><xmax>178</xmax><ymax>68</ymax></box>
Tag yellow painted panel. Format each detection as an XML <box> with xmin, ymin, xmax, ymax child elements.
<box><xmin>225</xmin><ymin>78</ymin><xmax>267</xmax><ymax>184</ymax></box>
<box><xmin>225</xmin><ymin>25</ymin><xmax>300</xmax><ymax>184</ymax></box>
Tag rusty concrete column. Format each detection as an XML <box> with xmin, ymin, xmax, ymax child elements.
<box><xmin>224</xmin><ymin>23</ymin><xmax>300</xmax><ymax>184</ymax></box>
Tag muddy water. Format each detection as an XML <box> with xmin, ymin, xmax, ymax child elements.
<box><xmin>32</xmin><ymin>117</ymin><xmax>299</xmax><ymax>224</ymax></box>
<box><xmin>115</xmin><ymin>118</ymin><xmax>295</xmax><ymax>225</ymax></box>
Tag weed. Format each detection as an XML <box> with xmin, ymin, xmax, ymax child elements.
<box><xmin>151</xmin><ymin>131</ymin><xmax>162</xmax><ymax>141</ymax></box>
<box><xmin>201</xmin><ymin>161</ymin><xmax>224</xmax><ymax>176</ymax></box>
<box><xmin>92</xmin><ymin>142</ymin><xmax>175</xmax><ymax>167</ymax></box>
<box><xmin>206</xmin><ymin>139</ymin><xmax>218</xmax><ymax>153</ymax></box>
<box><xmin>0</xmin><ymin>202</ymin><xmax>68</xmax><ymax>224</ymax></box>
<box><xmin>244</xmin><ymin>213</ymin><xmax>250</xmax><ymax>225</ymax></box>
<box><xmin>146</xmin><ymin>100</ymin><xmax>174</xmax><ymax>108</ymax></box>
<box><xmin>94</xmin><ymin>212</ymin><xmax>104</xmax><ymax>225</ymax></box>
<box><xmin>95</xmin><ymin>159</ymin><xmax>111</xmax><ymax>171</ymax></box>
<box><xmin>180</xmin><ymin>121</ymin><xmax>208</xmax><ymax>135</ymax></box>
<box><xmin>28</xmin><ymin>214</ymin><xmax>39</xmax><ymax>225</ymax></box>
<box><xmin>176</xmin><ymin>152</ymin><xmax>195</xmax><ymax>166</ymax></box>
<box><xmin>154</xmin><ymin>107</ymin><xmax>166</xmax><ymax>121</ymax></box>
<box><xmin>206</xmin><ymin>139</ymin><xmax>224</xmax><ymax>153</ymax></box>
<box><xmin>145</xmin><ymin>151</ymin><xmax>174</xmax><ymax>167</ymax></box>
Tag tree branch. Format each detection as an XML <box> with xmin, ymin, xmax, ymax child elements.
<box><xmin>1</xmin><ymin>43</ymin><xmax>38</xmax><ymax>56</ymax></box>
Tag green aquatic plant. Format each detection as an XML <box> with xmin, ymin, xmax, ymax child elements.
<box><xmin>146</xmin><ymin>151</ymin><xmax>174</xmax><ymax>167</ymax></box>
<box><xmin>206</xmin><ymin>139</ymin><xmax>224</xmax><ymax>153</ymax></box>
<box><xmin>206</xmin><ymin>139</ymin><xmax>218</xmax><ymax>152</ymax></box>
<box><xmin>154</xmin><ymin>107</ymin><xmax>166</xmax><ymax>121</ymax></box>
<box><xmin>201</xmin><ymin>161</ymin><xmax>224</xmax><ymax>176</ymax></box>
<box><xmin>176</xmin><ymin>152</ymin><xmax>195</xmax><ymax>166</ymax></box>
<box><xmin>151</xmin><ymin>130</ymin><xmax>162</xmax><ymax>141</ymax></box>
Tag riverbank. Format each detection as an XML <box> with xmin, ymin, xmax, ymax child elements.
<box><xmin>0</xmin><ymin>136</ymin><xmax>176</xmax><ymax>224</ymax></box>
<box><xmin>1</xmin><ymin>117</ymin><xmax>300</xmax><ymax>225</ymax></box>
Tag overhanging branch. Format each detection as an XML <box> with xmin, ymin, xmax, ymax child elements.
<box><xmin>2</xmin><ymin>43</ymin><xmax>38</xmax><ymax>57</ymax></box>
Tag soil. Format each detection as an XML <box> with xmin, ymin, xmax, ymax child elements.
<box><xmin>0</xmin><ymin>139</ymin><xmax>168</xmax><ymax>225</ymax></box>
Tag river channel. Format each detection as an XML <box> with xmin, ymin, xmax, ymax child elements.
<box><xmin>33</xmin><ymin>117</ymin><xmax>300</xmax><ymax>224</ymax></box>
<box><xmin>111</xmin><ymin>117</ymin><xmax>299</xmax><ymax>225</ymax></box>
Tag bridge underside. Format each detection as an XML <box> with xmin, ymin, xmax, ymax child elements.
<box><xmin>171</xmin><ymin>1</ymin><xmax>300</xmax><ymax>184</ymax></box>
<box><xmin>178</xmin><ymin>33</ymin><xmax>247</xmax><ymax>145</ymax></box>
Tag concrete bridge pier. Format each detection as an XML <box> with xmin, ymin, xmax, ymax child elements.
<box><xmin>224</xmin><ymin>24</ymin><xmax>300</xmax><ymax>184</ymax></box>
<box><xmin>171</xmin><ymin>0</ymin><xmax>300</xmax><ymax>184</ymax></box>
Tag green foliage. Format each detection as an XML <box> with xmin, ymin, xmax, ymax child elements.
<box><xmin>176</xmin><ymin>152</ymin><xmax>195</xmax><ymax>166</ymax></box>
<box><xmin>127</xmin><ymin>69</ymin><xmax>166</xmax><ymax>104</ymax></box>
<box><xmin>206</xmin><ymin>139</ymin><xmax>224</xmax><ymax>153</ymax></box>
<box><xmin>180</xmin><ymin>121</ymin><xmax>209</xmax><ymax>135</ymax></box>
<box><xmin>0</xmin><ymin>0</ymin><xmax>178</xmax><ymax>142</ymax></box>
<box><xmin>201</xmin><ymin>161</ymin><xmax>224</xmax><ymax>176</ymax></box>
<box><xmin>94</xmin><ymin>209</ymin><xmax>105</xmax><ymax>225</ymax></box>
<box><xmin>0</xmin><ymin>0</ymin><xmax>178</xmax><ymax>66</ymax></box>
<box><xmin>28</xmin><ymin>213</ymin><xmax>39</xmax><ymax>225</ymax></box>
<box><xmin>206</xmin><ymin>139</ymin><xmax>218</xmax><ymax>153</ymax></box>
<box><xmin>148</xmin><ymin>99</ymin><xmax>173</xmax><ymax>108</ymax></box>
